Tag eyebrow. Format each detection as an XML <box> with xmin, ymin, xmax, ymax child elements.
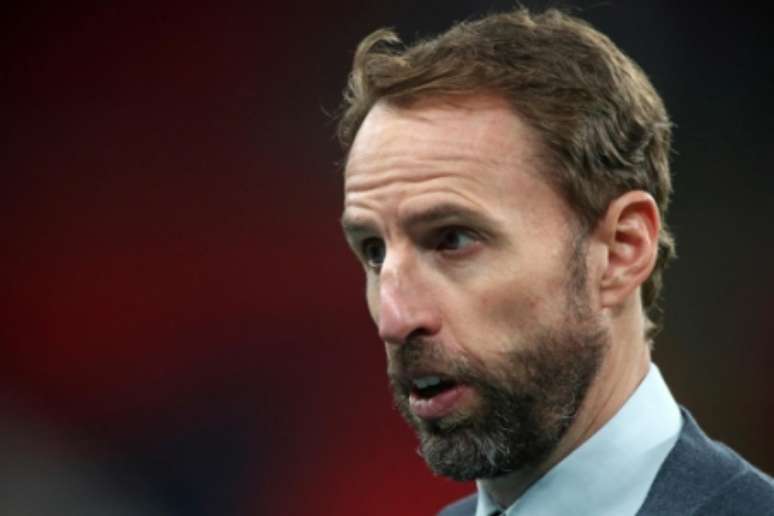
<box><xmin>341</xmin><ymin>202</ymin><xmax>497</xmax><ymax>238</ymax></box>
<box><xmin>340</xmin><ymin>216</ymin><xmax>376</xmax><ymax>240</ymax></box>
<box><xmin>403</xmin><ymin>203</ymin><xmax>495</xmax><ymax>229</ymax></box>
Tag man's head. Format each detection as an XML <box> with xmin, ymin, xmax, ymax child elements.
<box><xmin>339</xmin><ymin>8</ymin><xmax>674</xmax><ymax>334</ymax></box>
<box><xmin>339</xmin><ymin>8</ymin><xmax>672</xmax><ymax>481</ymax></box>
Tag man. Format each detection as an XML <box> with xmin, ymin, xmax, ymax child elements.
<box><xmin>337</xmin><ymin>8</ymin><xmax>774</xmax><ymax>516</ymax></box>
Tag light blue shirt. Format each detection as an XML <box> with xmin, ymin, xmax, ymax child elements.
<box><xmin>475</xmin><ymin>363</ymin><xmax>682</xmax><ymax>516</ymax></box>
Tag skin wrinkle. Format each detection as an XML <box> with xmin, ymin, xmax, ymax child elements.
<box><xmin>344</xmin><ymin>173</ymin><xmax>497</xmax><ymax>227</ymax></box>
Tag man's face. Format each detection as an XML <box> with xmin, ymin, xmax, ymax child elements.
<box><xmin>341</xmin><ymin>95</ymin><xmax>608</xmax><ymax>480</ymax></box>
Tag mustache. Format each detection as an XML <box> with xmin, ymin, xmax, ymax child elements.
<box><xmin>388</xmin><ymin>338</ymin><xmax>445</xmax><ymax>374</ymax></box>
<box><xmin>387</xmin><ymin>338</ymin><xmax>480</xmax><ymax>391</ymax></box>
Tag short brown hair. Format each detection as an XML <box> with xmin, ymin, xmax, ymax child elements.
<box><xmin>337</xmin><ymin>8</ymin><xmax>675</xmax><ymax>336</ymax></box>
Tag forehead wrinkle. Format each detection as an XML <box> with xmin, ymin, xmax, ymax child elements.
<box><xmin>345</xmin><ymin>169</ymin><xmax>486</xmax><ymax>201</ymax></box>
<box><xmin>396</xmin><ymin>187</ymin><xmax>493</xmax><ymax>221</ymax></box>
<box><xmin>345</xmin><ymin>133</ymin><xmax>538</xmax><ymax>204</ymax></box>
<box><xmin>343</xmin><ymin>94</ymin><xmax>553</xmax><ymax>234</ymax></box>
<box><xmin>344</xmin><ymin>147</ymin><xmax>500</xmax><ymax>196</ymax></box>
<box><xmin>342</xmin><ymin>173</ymin><xmax>494</xmax><ymax>235</ymax></box>
<box><xmin>343</xmin><ymin>185</ymin><xmax>500</xmax><ymax>247</ymax></box>
<box><xmin>344</xmin><ymin>174</ymin><xmax>493</xmax><ymax>233</ymax></box>
<box><xmin>344</xmin><ymin>154</ymin><xmax>514</xmax><ymax>238</ymax></box>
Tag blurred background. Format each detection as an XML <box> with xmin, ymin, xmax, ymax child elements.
<box><xmin>2</xmin><ymin>1</ymin><xmax>773</xmax><ymax>514</ymax></box>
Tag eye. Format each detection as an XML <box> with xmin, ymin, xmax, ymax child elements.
<box><xmin>437</xmin><ymin>227</ymin><xmax>477</xmax><ymax>251</ymax></box>
<box><xmin>361</xmin><ymin>238</ymin><xmax>386</xmax><ymax>268</ymax></box>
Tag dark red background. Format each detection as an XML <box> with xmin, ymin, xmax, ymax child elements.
<box><xmin>3</xmin><ymin>2</ymin><xmax>773</xmax><ymax>515</ymax></box>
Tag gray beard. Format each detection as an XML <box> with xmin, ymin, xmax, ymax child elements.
<box><xmin>388</xmin><ymin>231</ymin><xmax>607</xmax><ymax>481</ymax></box>
<box><xmin>390</xmin><ymin>323</ymin><xmax>607</xmax><ymax>481</ymax></box>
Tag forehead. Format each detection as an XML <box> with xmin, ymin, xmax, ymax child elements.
<box><xmin>345</xmin><ymin>95</ymin><xmax>544</xmax><ymax>180</ymax></box>
<box><xmin>342</xmin><ymin>95</ymin><xmax>557</xmax><ymax>215</ymax></box>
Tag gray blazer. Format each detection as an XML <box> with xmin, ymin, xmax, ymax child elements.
<box><xmin>438</xmin><ymin>409</ymin><xmax>774</xmax><ymax>515</ymax></box>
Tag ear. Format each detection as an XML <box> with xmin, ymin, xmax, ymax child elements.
<box><xmin>595</xmin><ymin>191</ymin><xmax>660</xmax><ymax>309</ymax></box>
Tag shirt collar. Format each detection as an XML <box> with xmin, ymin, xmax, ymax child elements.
<box><xmin>475</xmin><ymin>363</ymin><xmax>682</xmax><ymax>516</ymax></box>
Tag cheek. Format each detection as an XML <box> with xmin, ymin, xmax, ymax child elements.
<box><xmin>472</xmin><ymin>271</ymin><xmax>567</xmax><ymax>351</ymax></box>
<box><xmin>483</xmin><ymin>288</ymin><xmax>539</xmax><ymax>347</ymax></box>
<box><xmin>481</xmin><ymin>261</ymin><xmax>539</xmax><ymax>315</ymax></box>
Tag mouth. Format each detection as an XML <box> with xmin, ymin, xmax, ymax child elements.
<box><xmin>411</xmin><ymin>375</ymin><xmax>457</xmax><ymax>398</ymax></box>
<box><xmin>407</xmin><ymin>375</ymin><xmax>472</xmax><ymax>421</ymax></box>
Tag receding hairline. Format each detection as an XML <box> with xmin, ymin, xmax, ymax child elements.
<box><xmin>345</xmin><ymin>92</ymin><xmax>567</xmax><ymax>192</ymax></box>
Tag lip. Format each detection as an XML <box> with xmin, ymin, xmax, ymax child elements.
<box><xmin>391</xmin><ymin>367</ymin><xmax>453</xmax><ymax>390</ymax></box>
<box><xmin>409</xmin><ymin>383</ymin><xmax>473</xmax><ymax>420</ymax></box>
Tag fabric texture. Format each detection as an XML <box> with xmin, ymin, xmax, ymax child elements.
<box><xmin>437</xmin><ymin>409</ymin><xmax>774</xmax><ymax>516</ymax></box>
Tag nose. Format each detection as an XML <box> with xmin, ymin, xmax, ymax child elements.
<box><xmin>375</xmin><ymin>256</ymin><xmax>441</xmax><ymax>346</ymax></box>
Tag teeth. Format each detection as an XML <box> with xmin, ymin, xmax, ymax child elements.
<box><xmin>413</xmin><ymin>376</ymin><xmax>442</xmax><ymax>389</ymax></box>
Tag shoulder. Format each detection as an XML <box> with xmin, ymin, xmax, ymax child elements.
<box><xmin>639</xmin><ymin>408</ymin><xmax>774</xmax><ymax>515</ymax></box>
<box><xmin>437</xmin><ymin>492</ymin><xmax>477</xmax><ymax>516</ymax></box>
<box><xmin>696</xmin><ymin>466</ymin><xmax>774</xmax><ymax>515</ymax></box>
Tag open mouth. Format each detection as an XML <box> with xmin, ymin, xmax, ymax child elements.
<box><xmin>407</xmin><ymin>373</ymin><xmax>474</xmax><ymax>421</ymax></box>
<box><xmin>412</xmin><ymin>375</ymin><xmax>458</xmax><ymax>399</ymax></box>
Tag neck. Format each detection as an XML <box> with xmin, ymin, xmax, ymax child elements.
<box><xmin>479</xmin><ymin>314</ymin><xmax>651</xmax><ymax>508</ymax></box>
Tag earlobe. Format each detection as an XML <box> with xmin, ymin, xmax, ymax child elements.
<box><xmin>597</xmin><ymin>191</ymin><xmax>660</xmax><ymax>309</ymax></box>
